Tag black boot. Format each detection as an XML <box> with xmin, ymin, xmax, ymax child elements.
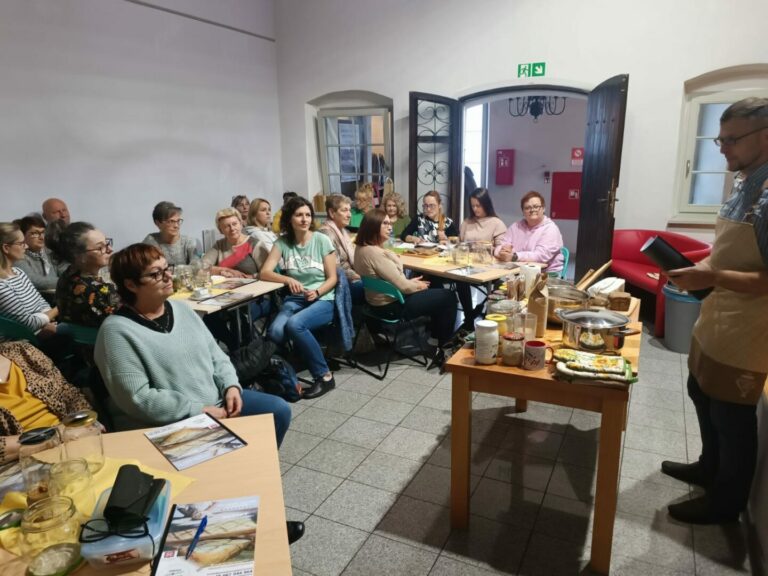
<box><xmin>668</xmin><ymin>496</ymin><xmax>738</xmax><ymax>525</ymax></box>
<box><xmin>661</xmin><ymin>460</ymin><xmax>707</xmax><ymax>487</ymax></box>
<box><xmin>303</xmin><ymin>375</ymin><xmax>336</xmax><ymax>399</ymax></box>
<box><xmin>287</xmin><ymin>520</ymin><xmax>305</xmax><ymax>544</ymax></box>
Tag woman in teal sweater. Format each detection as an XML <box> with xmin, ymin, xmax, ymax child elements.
<box><xmin>94</xmin><ymin>244</ymin><xmax>291</xmax><ymax>444</ymax></box>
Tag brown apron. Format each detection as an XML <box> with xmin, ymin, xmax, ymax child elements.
<box><xmin>689</xmin><ymin>216</ymin><xmax>768</xmax><ymax>405</ymax></box>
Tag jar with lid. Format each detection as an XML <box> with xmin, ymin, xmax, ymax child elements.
<box><xmin>501</xmin><ymin>332</ymin><xmax>525</xmax><ymax>366</ymax></box>
<box><xmin>19</xmin><ymin>427</ymin><xmax>62</xmax><ymax>505</ymax></box>
<box><xmin>62</xmin><ymin>410</ymin><xmax>104</xmax><ymax>474</ymax></box>
<box><xmin>19</xmin><ymin>496</ymin><xmax>80</xmax><ymax>562</ymax></box>
<box><xmin>474</xmin><ymin>320</ymin><xmax>499</xmax><ymax>365</ymax></box>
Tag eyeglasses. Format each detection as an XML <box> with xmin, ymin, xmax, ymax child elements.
<box><xmin>382</xmin><ymin>220</ymin><xmax>393</xmax><ymax>226</ymax></box>
<box><xmin>27</xmin><ymin>231</ymin><xmax>45</xmax><ymax>238</ymax></box>
<box><xmin>164</xmin><ymin>218</ymin><xmax>184</xmax><ymax>226</ymax></box>
<box><xmin>141</xmin><ymin>266</ymin><xmax>174</xmax><ymax>282</ymax></box>
<box><xmin>523</xmin><ymin>205</ymin><xmax>543</xmax><ymax>212</ymax></box>
<box><xmin>5</xmin><ymin>240</ymin><xmax>27</xmax><ymax>247</ymax></box>
<box><xmin>86</xmin><ymin>238</ymin><xmax>113</xmax><ymax>253</ymax></box>
<box><xmin>713</xmin><ymin>126</ymin><xmax>767</xmax><ymax>147</ymax></box>
<box><xmin>80</xmin><ymin>518</ymin><xmax>149</xmax><ymax>543</ymax></box>
<box><xmin>422</xmin><ymin>203</ymin><xmax>438</xmax><ymax>210</ymax></box>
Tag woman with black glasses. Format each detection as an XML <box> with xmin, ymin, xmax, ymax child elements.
<box><xmin>47</xmin><ymin>221</ymin><xmax>120</xmax><ymax>328</ymax></box>
<box><xmin>142</xmin><ymin>201</ymin><xmax>199</xmax><ymax>266</ymax></box>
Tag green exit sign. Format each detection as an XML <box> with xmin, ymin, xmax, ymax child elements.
<box><xmin>517</xmin><ymin>62</ymin><xmax>546</xmax><ymax>78</ymax></box>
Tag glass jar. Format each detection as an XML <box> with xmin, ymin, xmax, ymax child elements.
<box><xmin>62</xmin><ymin>410</ymin><xmax>104</xmax><ymax>474</ymax></box>
<box><xmin>19</xmin><ymin>496</ymin><xmax>80</xmax><ymax>562</ymax></box>
<box><xmin>19</xmin><ymin>427</ymin><xmax>62</xmax><ymax>505</ymax></box>
<box><xmin>50</xmin><ymin>458</ymin><xmax>96</xmax><ymax>519</ymax></box>
<box><xmin>502</xmin><ymin>332</ymin><xmax>525</xmax><ymax>366</ymax></box>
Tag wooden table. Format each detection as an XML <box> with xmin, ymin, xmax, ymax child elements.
<box><xmin>171</xmin><ymin>279</ymin><xmax>284</xmax><ymax>316</ymax></box>
<box><xmin>446</xmin><ymin>323</ymin><xmax>642</xmax><ymax>575</ymax></box>
<box><xmin>398</xmin><ymin>254</ymin><xmax>521</xmax><ymax>285</ymax></box>
<box><xmin>2</xmin><ymin>415</ymin><xmax>291</xmax><ymax>576</ymax></box>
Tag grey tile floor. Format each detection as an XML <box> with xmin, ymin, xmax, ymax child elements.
<box><xmin>282</xmin><ymin>329</ymin><xmax>752</xmax><ymax>575</ymax></box>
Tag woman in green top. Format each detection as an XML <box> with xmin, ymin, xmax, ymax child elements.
<box><xmin>261</xmin><ymin>197</ymin><xmax>338</xmax><ymax>399</ymax></box>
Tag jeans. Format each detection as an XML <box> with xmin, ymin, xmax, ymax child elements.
<box><xmin>687</xmin><ymin>374</ymin><xmax>758</xmax><ymax>515</ymax></box>
<box><xmin>203</xmin><ymin>297</ymin><xmax>271</xmax><ymax>351</ymax></box>
<box><xmin>268</xmin><ymin>295</ymin><xmax>334</xmax><ymax>379</ymax></box>
<box><xmin>239</xmin><ymin>388</ymin><xmax>291</xmax><ymax>447</ymax></box>
<box><xmin>377</xmin><ymin>287</ymin><xmax>457</xmax><ymax>346</ymax></box>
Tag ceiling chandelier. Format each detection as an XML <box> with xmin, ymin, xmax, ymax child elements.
<box><xmin>508</xmin><ymin>96</ymin><xmax>567</xmax><ymax>122</ymax></box>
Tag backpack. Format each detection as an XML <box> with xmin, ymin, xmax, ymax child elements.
<box><xmin>255</xmin><ymin>355</ymin><xmax>302</xmax><ymax>403</ymax></box>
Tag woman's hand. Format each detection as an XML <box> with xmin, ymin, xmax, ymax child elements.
<box><xmin>46</xmin><ymin>307</ymin><xmax>59</xmax><ymax>320</ymax></box>
<box><xmin>202</xmin><ymin>406</ymin><xmax>228</xmax><ymax>419</ymax></box>
<box><xmin>224</xmin><ymin>387</ymin><xmax>243</xmax><ymax>417</ymax></box>
<box><xmin>304</xmin><ymin>288</ymin><xmax>320</xmax><ymax>302</ymax></box>
<box><xmin>38</xmin><ymin>323</ymin><xmax>58</xmax><ymax>339</ymax></box>
<box><xmin>497</xmin><ymin>245</ymin><xmax>514</xmax><ymax>262</ymax></box>
<box><xmin>286</xmin><ymin>278</ymin><xmax>304</xmax><ymax>294</ymax></box>
<box><xmin>221</xmin><ymin>268</ymin><xmax>248</xmax><ymax>279</ymax></box>
<box><xmin>412</xmin><ymin>275</ymin><xmax>430</xmax><ymax>291</ymax></box>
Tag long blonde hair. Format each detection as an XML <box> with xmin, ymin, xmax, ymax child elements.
<box><xmin>0</xmin><ymin>222</ymin><xmax>21</xmax><ymax>269</ymax></box>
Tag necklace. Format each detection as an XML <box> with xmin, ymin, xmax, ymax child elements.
<box><xmin>129</xmin><ymin>303</ymin><xmax>170</xmax><ymax>333</ymax></box>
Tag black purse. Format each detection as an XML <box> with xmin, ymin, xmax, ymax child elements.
<box><xmin>103</xmin><ymin>465</ymin><xmax>166</xmax><ymax>530</ymax></box>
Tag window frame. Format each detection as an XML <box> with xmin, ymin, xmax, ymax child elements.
<box><xmin>671</xmin><ymin>88</ymin><xmax>768</xmax><ymax>225</ymax></box>
<box><xmin>316</xmin><ymin>107</ymin><xmax>393</xmax><ymax>197</ymax></box>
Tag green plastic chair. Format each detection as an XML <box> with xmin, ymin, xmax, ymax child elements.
<box><xmin>0</xmin><ymin>315</ymin><xmax>40</xmax><ymax>345</ymax></box>
<box><xmin>559</xmin><ymin>246</ymin><xmax>570</xmax><ymax>280</ymax></box>
<box><xmin>59</xmin><ymin>323</ymin><xmax>98</xmax><ymax>346</ymax></box>
<box><xmin>353</xmin><ymin>277</ymin><xmax>428</xmax><ymax>380</ymax></box>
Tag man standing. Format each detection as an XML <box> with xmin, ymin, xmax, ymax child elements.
<box><xmin>663</xmin><ymin>97</ymin><xmax>768</xmax><ymax>524</ymax></box>
<box><xmin>41</xmin><ymin>198</ymin><xmax>71</xmax><ymax>226</ymax></box>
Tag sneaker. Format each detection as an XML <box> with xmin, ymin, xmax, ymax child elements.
<box><xmin>303</xmin><ymin>375</ymin><xmax>335</xmax><ymax>399</ymax></box>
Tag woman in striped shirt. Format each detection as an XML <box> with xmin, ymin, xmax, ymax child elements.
<box><xmin>0</xmin><ymin>222</ymin><xmax>58</xmax><ymax>338</ymax></box>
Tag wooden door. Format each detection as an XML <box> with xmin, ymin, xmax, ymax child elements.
<box><xmin>409</xmin><ymin>92</ymin><xmax>462</xmax><ymax>221</ymax></box>
<box><xmin>575</xmin><ymin>75</ymin><xmax>629</xmax><ymax>279</ymax></box>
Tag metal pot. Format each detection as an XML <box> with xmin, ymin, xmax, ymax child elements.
<box><xmin>557</xmin><ymin>308</ymin><xmax>640</xmax><ymax>353</ymax></box>
<box><xmin>547</xmin><ymin>286</ymin><xmax>589</xmax><ymax>325</ymax></box>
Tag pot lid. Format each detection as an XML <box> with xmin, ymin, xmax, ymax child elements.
<box><xmin>558</xmin><ymin>308</ymin><xmax>630</xmax><ymax>328</ymax></box>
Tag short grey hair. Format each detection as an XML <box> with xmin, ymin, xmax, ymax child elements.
<box><xmin>721</xmin><ymin>97</ymin><xmax>768</xmax><ymax>123</ymax></box>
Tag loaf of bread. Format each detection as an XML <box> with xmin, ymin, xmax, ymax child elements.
<box><xmin>608</xmin><ymin>291</ymin><xmax>631</xmax><ymax>311</ymax></box>
<box><xmin>186</xmin><ymin>538</ymin><xmax>252</xmax><ymax>566</ymax></box>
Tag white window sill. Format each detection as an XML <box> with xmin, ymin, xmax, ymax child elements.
<box><xmin>667</xmin><ymin>212</ymin><xmax>717</xmax><ymax>228</ymax></box>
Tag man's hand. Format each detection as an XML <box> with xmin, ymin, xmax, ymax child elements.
<box><xmin>224</xmin><ymin>387</ymin><xmax>243</xmax><ymax>417</ymax></box>
<box><xmin>202</xmin><ymin>406</ymin><xmax>228</xmax><ymax>419</ymax></box>
<box><xmin>668</xmin><ymin>261</ymin><xmax>717</xmax><ymax>291</ymax></box>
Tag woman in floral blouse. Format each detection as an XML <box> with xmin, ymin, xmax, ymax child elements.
<box><xmin>47</xmin><ymin>221</ymin><xmax>120</xmax><ymax>327</ymax></box>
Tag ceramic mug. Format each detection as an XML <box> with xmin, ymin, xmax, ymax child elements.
<box><xmin>522</xmin><ymin>340</ymin><xmax>554</xmax><ymax>371</ymax></box>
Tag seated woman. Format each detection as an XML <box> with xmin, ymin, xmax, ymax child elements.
<box><xmin>203</xmin><ymin>208</ymin><xmax>266</xmax><ymax>278</ymax></box>
<box><xmin>0</xmin><ymin>340</ymin><xmax>93</xmax><ymax>464</ymax></box>
<box><xmin>260</xmin><ymin>197</ymin><xmax>338</xmax><ymax>400</ymax></box>
<box><xmin>47</xmin><ymin>221</ymin><xmax>119</xmax><ymax>328</ymax></box>
<box><xmin>495</xmin><ymin>191</ymin><xmax>564</xmax><ymax>273</ymax></box>
<box><xmin>93</xmin><ymin>243</ymin><xmax>291</xmax><ymax>443</ymax></box>
<box><xmin>401</xmin><ymin>190</ymin><xmax>459</xmax><ymax>245</ymax></box>
<box><xmin>349</xmin><ymin>184</ymin><xmax>375</xmax><ymax>230</ymax></box>
<box><xmin>272</xmin><ymin>191</ymin><xmax>298</xmax><ymax>233</ymax></box>
<box><xmin>318</xmin><ymin>195</ymin><xmax>363</xmax><ymax>303</ymax></box>
<box><xmin>244</xmin><ymin>197</ymin><xmax>278</xmax><ymax>261</ymax></box>
<box><xmin>0</xmin><ymin>222</ymin><xmax>58</xmax><ymax>339</ymax></box>
<box><xmin>382</xmin><ymin>190</ymin><xmax>409</xmax><ymax>240</ymax></box>
<box><xmin>231</xmin><ymin>195</ymin><xmax>250</xmax><ymax>224</ymax></box>
<box><xmin>355</xmin><ymin>209</ymin><xmax>458</xmax><ymax>370</ymax></box>
<box><xmin>143</xmin><ymin>201</ymin><xmax>199</xmax><ymax>266</ymax></box>
<box><xmin>14</xmin><ymin>215</ymin><xmax>66</xmax><ymax>296</ymax></box>
<box><xmin>457</xmin><ymin>188</ymin><xmax>507</xmax><ymax>327</ymax></box>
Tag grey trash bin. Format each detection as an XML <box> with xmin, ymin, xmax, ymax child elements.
<box><xmin>663</xmin><ymin>283</ymin><xmax>701</xmax><ymax>353</ymax></box>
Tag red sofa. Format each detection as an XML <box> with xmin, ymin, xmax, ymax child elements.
<box><xmin>611</xmin><ymin>229</ymin><xmax>711</xmax><ymax>337</ymax></box>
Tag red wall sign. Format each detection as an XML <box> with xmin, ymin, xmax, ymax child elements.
<box><xmin>571</xmin><ymin>147</ymin><xmax>584</xmax><ymax>167</ymax></box>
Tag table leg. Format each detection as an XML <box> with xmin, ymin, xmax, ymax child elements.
<box><xmin>450</xmin><ymin>373</ymin><xmax>471</xmax><ymax>528</ymax></box>
<box><xmin>589</xmin><ymin>398</ymin><xmax>625</xmax><ymax>575</ymax></box>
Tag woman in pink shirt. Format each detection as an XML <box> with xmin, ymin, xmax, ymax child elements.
<box><xmin>495</xmin><ymin>191</ymin><xmax>564</xmax><ymax>273</ymax></box>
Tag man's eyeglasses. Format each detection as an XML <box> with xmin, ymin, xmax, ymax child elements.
<box><xmin>86</xmin><ymin>238</ymin><xmax>113</xmax><ymax>254</ymax></box>
<box><xmin>164</xmin><ymin>218</ymin><xmax>184</xmax><ymax>226</ymax></box>
<box><xmin>27</xmin><ymin>231</ymin><xmax>45</xmax><ymax>238</ymax></box>
<box><xmin>713</xmin><ymin>126</ymin><xmax>768</xmax><ymax>147</ymax></box>
<box><xmin>141</xmin><ymin>266</ymin><xmax>174</xmax><ymax>282</ymax></box>
<box><xmin>523</xmin><ymin>205</ymin><xmax>543</xmax><ymax>213</ymax></box>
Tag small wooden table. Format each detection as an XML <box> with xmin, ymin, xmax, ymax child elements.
<box><xmin>171</xmin><ymin>279</ymin><xmax>284</xmax><ymax>316</ymax></box>
<box><xmin>2</xmin><ymin>415</ymin><xmax>291</xmax><ymax>576</ymax></box>
<box><xmin>398</xmin><ymin>254</ymin><xmax>522</xmax><ymax>286</ymax></box>
<box><xmin>445</xmin><ymin>324</ymin><xmax>641</xmax><ymax>575</ymax></box>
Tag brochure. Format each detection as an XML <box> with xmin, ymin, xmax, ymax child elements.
<box><xmin>214</xmin><ymin>278</ymin><xmax>257</xmax><ymax>290</ymax></box>
<box><xmin>206</xmin><ymin>291</ymin><xmax>255</xmax><ymax>307</ymax></box>
<box><xmin>153</xmin><ymin>495</ymin><xmax>260</xmax><ymax>576</ymax></box>
<box><xmin>144</xmin><ymin>413</ymin><xmax>247</xmax><ymax>471</ymax></box>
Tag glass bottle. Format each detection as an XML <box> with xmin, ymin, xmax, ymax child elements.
<box><xmin>19</xmin><ymin>496</ymin><xmax>80</xmax><ymax>562</ymax></box>
<box><xmin>62</xmin><ymin>410</ymin><xmax>104</xmax><ymax>474</ymax></box>
<box><xmin>502</xmin><ymin>332</ymin><xmax>525</xmax><ymax>366</ymax></box>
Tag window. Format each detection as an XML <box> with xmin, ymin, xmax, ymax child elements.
<box><xmin>463</xmin><ymin>103</ymin><xmax>487</xmax><ymax>188</ymax></box>
<box><xmin>672</xmin><ymin>69</ymin><xmax>768</xmax><ymax>224</ymax></box>
<box><xmin>317</xmin><ymin>107</ymin><xmax>392</xmax><ymax>201</ymax></box>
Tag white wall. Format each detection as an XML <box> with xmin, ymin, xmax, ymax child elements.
<box><xmin>274</xmin><ymin>0</ymin><xmax>768</xmax><ymax>239</ymax></box>
<box><xmin>0</xmin><ymin>0</ymin><xmax>282</xmax><ymax>249</ymax></box>
<box><xmin>487</xmin><ymin>97</ymin><xmax>587</xmax><ymax>254</ymax></box>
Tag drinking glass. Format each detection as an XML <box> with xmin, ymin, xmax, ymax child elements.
<box><xmin>62</xmin><ymin>410</ymin><xmax>104</xmax><ymax>474</ymax></box>
<box><xmin>50</xmin><ymin>458</ymin><xmax>96</xmax><ymax>519</ymax></box>
<box><xmin>510</xmin><ymin>312</ymin><xmax>537</xmax><ymax>342</ymax></box>
<box><xmin>19</xmin><ymin>427</ymin><xmax>62</xmax><ymax>505</ymax></box>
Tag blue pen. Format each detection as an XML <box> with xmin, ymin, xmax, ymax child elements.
<box><xmin>185</xmin><ymin>515</ymin><xmax>208</xmax><ymax>560</ymax></box>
